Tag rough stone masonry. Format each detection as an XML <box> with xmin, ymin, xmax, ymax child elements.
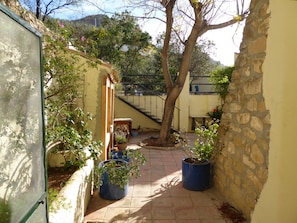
<box><xmin>213</xmin><ymin>0</ymin><xmax>270</xmax><ymax>221</ymax></box>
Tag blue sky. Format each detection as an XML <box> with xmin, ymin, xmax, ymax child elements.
<box><xmin>53</xmin><ymin>0</ymin><xmax>246</xmax><ymax>66</ymax></box>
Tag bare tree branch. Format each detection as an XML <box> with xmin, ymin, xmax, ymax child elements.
<box><xmin>161</xmin><ymin>0</ymin><xmax>177</xmax><ymax>92</ymax></box>
<box><xmin>43</xmin><ymin>0</ymin><xmax>80</xmax><ymax>21</ymax></box>
<box><xmin>205</xmin><ymin>10</ymin><xmax>249</xmax><ymax>33</ymax></box>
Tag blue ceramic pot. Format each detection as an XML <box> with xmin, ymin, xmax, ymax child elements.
<box><xmin>182</xmin><ymin>158</ymin><xmax>210</xmax><ymax>191</ymax></box>
<box><xmin>110</xmin><ymin>150</ymin><xmax>130</xmax><ymax>162</ymax></box>
<box><xmin>99</xmin><ymin>160</ymin><xmax>129</xmax><ymax>200</ymax></box>
<box><xmin>131</xmin><ymin>131</ymin><xmax>139</xmax><ymax>137</ymax></box>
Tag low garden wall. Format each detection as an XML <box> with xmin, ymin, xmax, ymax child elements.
<box><xmin>49</xmin><ymin>159</ymin><xmax>94</xmax><ymax>223</ymax></box>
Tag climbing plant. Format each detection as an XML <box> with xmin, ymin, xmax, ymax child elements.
<box><xmin>43</xmin><ymin>20</ymin><xmax>102</xmax><ymax>167</ymax></box>
<box><xmin>210</xmin><ymin>66</ymin><xmax>234</xmax><ymax>101</ymax></box>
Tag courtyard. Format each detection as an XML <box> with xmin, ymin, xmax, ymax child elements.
<box><xmin>83</xmin><ymin>132</ymin><xmax>235</xmax><ymax>223</ymax></box>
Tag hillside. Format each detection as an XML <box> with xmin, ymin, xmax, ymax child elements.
<box><xmin>72</xmin><ymin>14</ymin><xmax>107</xmax><ymax>27</ymax></box>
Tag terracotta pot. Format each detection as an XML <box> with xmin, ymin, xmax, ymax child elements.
<box><xmin>117</xmin><ymin>143</ymin><xmax>127</xmax><ymax>151</ymax></box>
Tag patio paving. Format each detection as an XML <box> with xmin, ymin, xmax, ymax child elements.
<box><xmin>83</xmin><ymin>131</ymin><xmax>232</xmax><ymax>223</ymax></box>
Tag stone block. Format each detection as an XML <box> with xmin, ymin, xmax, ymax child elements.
<box><xmin>263</xmin><ymin>113</ymin><xmax>271</xmax><ymax>124</ymax></box>
<box><xmin>224</xmin><ymin>161</ymin><xmax>235</xmax><ymax>179</ymax></box>
<box><xmin>230</xmin><ymin>123</ymin><xmax>242</xmax><ymax>133</ymax></box>
<box><xmin>243</xmin><ymin>66</ymin><xmax>251</xmax><ymax>77</ymax></box>
<box><xmin>244</xmin><ymin>144</ymin><xmax>251</xmax><ymax>154</ymax></box>
<box><xmin>246</xmin><ymin>169</ymin><xmax>263</xmax><ymax>193</ymax></box>
<box><xmin>243</xmin><ymin>154</ymin><xmax>256</xmax><ymax>170</ymax></box>
<box><xmin>233</xmin><ymin>135</ymin><xmax>245</xmax><ymax>149</ymax></box>
<box><xmin>248</xmin><ymin>36</ymin><xmax>267</xmax><ymax>55</ymax></box>
<box><xmin>227</xmin><ymin>141</ymin><xmax>235</xmax><ymax>154</ymax></box>
<box><xmin>256</xmin><ymin>138</ymin><xmax>269</xmax><ymax>152</ymax></box>
<box><xmin>230</xmin><ymin>103</ymin><xmax>241</xmax><ymax>113</ymax></box>
<box><xmin>214</xmin><ymin>168</ymin><xmax>228</xmax><ymax>186</ymax></box>
<box><xmin>252</xmin><ymin>58</ymin><xmax>264</xmax><ymax>74</ymax></box>
<box><xmin>243</xmin><ymin>127</ymin><xmax>257</xmax><ymax>141</ymax></box>
<box><xmin>258</xmin><ymin>100</ymin><xmax>267</xmax><ymax>112</ymax></box>
<box><xmin>256</xmin><ymin>167</ymin><xmax>268</xmax><ymax>184</ymax></box>
<box><xmin>243</xmin><ymin>78</ymin><xmax>262</xmax><ymax>95</ymax></box>
<box><xmin>247</xmin><ymin>97</ymin><xmax>258</xmax><ymax>112</ymax></box>
<box><xmin>233</xmin><ymin>160</ymin><xmax>245</xmax><ymax>174</ymax></box>
<box><xmin>236</xmin><ymin>113</ymin><xmax>251</xmax><ymax>124</ymax></box>
<box><xmin>251</xmin><ymin>144</ymin><xmax>264</xmax><ymax>164</ymax></box>
<box><xmin>251</xmin><ymin>116</ymin><xmax>264</xmax><ymax>132</ymax></box>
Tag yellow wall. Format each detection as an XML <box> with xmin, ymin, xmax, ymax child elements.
<box><xmin>77</xmin><ymin>55</ymin><xmax>117</xmax><ymax>160</ymax></box>
<box><xmin>114</xmin><ymin>97</ymin><xmax>161</xmax><ymax>130</ymax></box>
<box><xmin>178</xmin><ymin>74</ymin><xmax>221</xmax><ymax>131</ymax></box>
<box><xmin>188</xmin><ymin>95</ymin><xmax>221</xmax><ymax>117</ymax></box>
<box><xmin>252</xmin><ymin>0</ymin><xmax>297</xmax><ymax>222</ymax></box>
<box><xmin>118</xmin><ymin>95</ymin><xmax>167</xmax><ymax>122</ymax></box>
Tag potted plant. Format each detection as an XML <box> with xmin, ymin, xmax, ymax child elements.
<box><xmin>131</xmin><ymin>126</ymin><xmax>141</xmax><ymax>137</ymax></box>
<box><xmin>115</xmin><ymin>132</ymin><xmax>128</xmax><ymax>151</ymax></box>
<box><xmin>96</xmin><ymin>149</ymin><xmax>146</xmax><ymax>200</ymax></box>
<box><xmin>207</xmin><ymin>106</ymin><xmax>223</xmax><ymax>121</ymax></box>
<box><xmin>176</xmin><ymin>121</ymin><xmax>219</xmax><ymax>191</ymax></box>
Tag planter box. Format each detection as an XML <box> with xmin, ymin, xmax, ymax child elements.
<box><xmin>47</xmin><ymin>150</ymin><xmax>76</xmax><ymax>168</ymax></box>
<box><xmin>49</xmin><ymin>158</ymin><xmax>94</xmax><ymax>223</ymax></box>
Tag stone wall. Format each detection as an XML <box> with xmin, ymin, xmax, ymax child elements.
<box><xmin>213</xmin><ymin>0</ymin><xmax>270</xmax><ymax>221</ymax></box>
<box><xmin>0</xmin><ymin>0</ymin><xmax>49</xmax><ymax>34</ymax></box>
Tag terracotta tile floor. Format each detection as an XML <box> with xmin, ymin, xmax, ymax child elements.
<box><xmin>84</xmin><ymin>132</ymin><xmax>231</xmax><ymax>223</ymax></box>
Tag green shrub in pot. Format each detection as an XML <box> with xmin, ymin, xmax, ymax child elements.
<box><xmin>95</xmin><ymin>149</ymin><xmax>146</xmax><ymax>190</ymax></box>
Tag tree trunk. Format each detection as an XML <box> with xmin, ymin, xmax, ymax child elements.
<box><xmin>36</xmin><ymin>0</ymin><xmax>41</xmax><ymax>19</ymax></box>
<box><xmin>158</xmin><ymin>92</ymin><xmax>175</xmax><ymax>143</ymax></box>
<box><xmin>158</xmin><ymin>84</ymin><xmax>183</xmax><ymax>144</ymax></box>
<box><xmin>159</xmin><ymin>1</ymin><xmax>247</xmax><ymax>144</ymax></box>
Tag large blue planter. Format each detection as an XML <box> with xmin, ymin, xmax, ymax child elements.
<box><xmin>110</xmin><ymin>150</ymin><xmax>130</xmax><ymax>162</ymax></box>
<box><xmin>99</xmin><ymin>160</ymin><xmax>129</xmax><ymax>200</ymax></box>
<box><xmin>182</xmin><ymin>158</ymin><xmax>211</xmax><ymax>191</ymax></box>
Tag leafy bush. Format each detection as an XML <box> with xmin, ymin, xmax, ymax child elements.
<box><xmin>209</xmin><ymin>66</ymin><xmax>234</xmax><ymax>101</ymax></box>
<box><xmin>207</xmin><ymin>106</ymin><xmax>223</xmax><ymax>121</ymax></box>
<box><xmin>95</xmin><ymin>149</ymin><xmax>146</xmax><ymax>189</ymax></box>
<box><xmin>175</xmin><ymin>121</ymin><xmax>219</xmax><ymax>163</ymax></box>
<box><xmin>44</xmin><ymin>21</ymin><xmax>102</xmax><ymax>167</ymax></box>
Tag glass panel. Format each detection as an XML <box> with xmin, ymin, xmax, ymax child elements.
<box><xmin>0</xmin><ymin>7</ymin><xmax>46</xmax><ymax>223</ymax></box>
<box><xmin>26</xmin><ymin>201</ymin><xmax>47</xmax><ymax>223</ymax></box>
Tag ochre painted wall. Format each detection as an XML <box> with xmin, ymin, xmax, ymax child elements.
<box><xmin>114</xmin><ymin>98</ymin><xmax>161</xmax><ymax>131</ymax></box>
<box><xmin>76</xmin><ymin>54</ymin><xmax>117</xmax><ymax>160</ymax></box>
<box><xmin>251</xmin><ymin>0</ymin><xmax>297</xmax><ymax>222</ymax></box>
<box><xmin>188</xmin><ymin>95</ymin><xmax>221</xmax><ymax>118</ymax></box>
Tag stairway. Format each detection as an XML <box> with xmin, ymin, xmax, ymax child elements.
<box><xmin>116</xmin><ymin>93</ymin><xmax>164</xmax><ymax>125</ymax></box>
